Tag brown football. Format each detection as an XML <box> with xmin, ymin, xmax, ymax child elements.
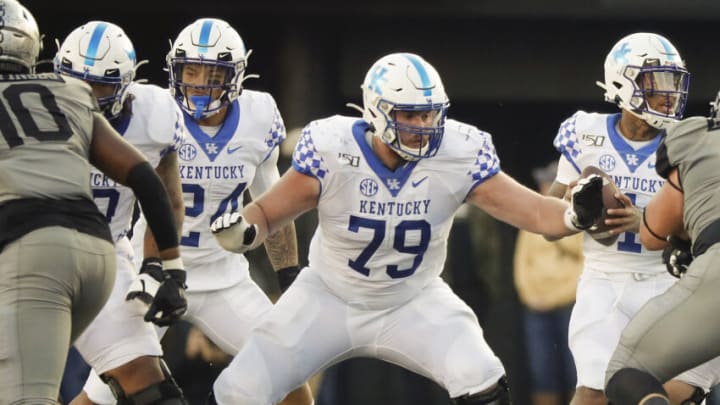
<box><xmin>580</xmin><ymin>165</ymin><xmax>624</xmax><ymax>246</ymax></box>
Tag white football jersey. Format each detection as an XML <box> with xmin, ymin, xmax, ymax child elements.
<box><xmin>554</xmin><ymin>111</ymin><xmax>665</xmax><ymax>274</ymax></box>
<box><xmin>90</xmin><ymin>82</ymin><xmax>185</xmax><ymax>242</ymax></box>
<box><xmin>293</xmin><ymin>116</ymin><xmax>500</xmax><ymax>309</ymax></box>
<box><xmin>134</xmin><ymin>89</ymin><xmax>285</xmax><ymax>291</ymax></box>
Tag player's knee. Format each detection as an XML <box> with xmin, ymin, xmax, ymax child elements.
<box><xmin>103</xmin><ymin>360</ymin><xmax>188</xmax><ymax>405</ymax></box>
<box><xmin>453</xmin><ymin>376</ymin><xmax>511</xmax><ymax>405</ymax></box>
<box><xmin>212</xmin><ymin>376</ymin><xmax>269</xmax><ymax>405</ymax></box>
<box><xmin>605</xmin><ymin>368</ymin><xmax>669</xmax><ymax>405</ymax></box>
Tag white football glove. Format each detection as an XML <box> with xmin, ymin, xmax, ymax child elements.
<box><xmin>210</xmin><ymin>212</ymin><xmax>259</xmax><ymax>254</ymax></box>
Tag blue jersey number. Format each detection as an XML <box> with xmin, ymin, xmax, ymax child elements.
<box><xmin>347</xmin><ymin>216</ymin><xmax>430</xmax><ymax>279</ymax></box>
<box><xmin>181</xmin><ymin>182</ymin><xmax>247</xmax><ymax>247</ymax></box>
<box><xmin>92</xmin><ymin>188</ymin><xmax>120</xmax><ymax>222</ymax></box>
<box><xmin>617</xmin><ymin>192</ymin><xmax>642</xmax><ymax>253</ymax></box>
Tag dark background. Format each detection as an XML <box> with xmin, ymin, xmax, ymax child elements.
<box><xmin>24</xmin><ymin>0</ymin><xmax>720</xmax><ymax>183</ymax></box>
<box><xmin>28</xmin><ymin>1</ymin><xmax>720</xmax><ymax>403</ymax></box>
<box><xmin>24</xmin><ymin>0</ymin><xmax>720</xmax><ymax>187</ymax></box>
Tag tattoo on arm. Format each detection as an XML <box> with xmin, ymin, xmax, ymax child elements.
<box><xmin>264</xmin><ymin>222</ymin><xmax>299</xmax><ymax>270</ymax></box>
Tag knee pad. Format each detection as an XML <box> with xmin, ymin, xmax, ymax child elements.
<box><xmin>117</xmin><ymin>379</ymin><xmax>187</xmax><ymax>405</ymax></box>
<box><xmin>101</xmin><ymin>373</ymin><xmax>188</xmax><ymax>405</ymax></box>
<box><xmin>453</xmin><ymin>376</ymin><xmax>511</xmax><ymax>405</ymax></box>
<box><xmin>606</xmin><ymin>368</ymin><xmax>669</xmax><ymax>405</ymax></box>
<box><xmin>679</xmin><ymin>386</ymin><xmax>706</xmax><ymax>405</ymax></box>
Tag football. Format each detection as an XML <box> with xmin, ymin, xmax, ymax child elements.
<box><xmin>579</xmin><ymin>165</ymin><xmax>624</xmax><ymax>245</ymax></box>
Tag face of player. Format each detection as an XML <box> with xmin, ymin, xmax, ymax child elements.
<box><xmin>88</xmin><ymin>82</ymin><xmax>121</xmax><ymax>117</ymax></box>
<box><xmin>639</xmin><ymin>71</ymin><xmax>682</xmax><ymax>116</ymax></box>
<box><xmin>393</xmin><ymin>109</ymin><xmax>438</xmax><ymax>149</ymax></box>
<box><xmin>179</xmin><ymin>63</ymin><xmax>228</xmax><ymax>110</ymax></box>
<box><xmin>89</xmin><ymin>82</ymin><xmax>116</xmax><ymax>99</ymax></box>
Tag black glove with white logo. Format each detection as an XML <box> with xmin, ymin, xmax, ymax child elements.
<box><xmin>126</xmin><ymin>257</ymin><xmax>165</xmax><ymax>305</ymax></box>
<box><xmin>662</xmin><ymin>236</ymin><xmax>693</xmax><ymax>278</ymax></box>
<box><xmin>131</xmin><ymin>257</ymin><xmax>188</xmax><ymax>327</ymax></box>
<box><xmin>567</xmin><ymin>175</ymin><xmax>604</xmax><ymax>230</ymax></box>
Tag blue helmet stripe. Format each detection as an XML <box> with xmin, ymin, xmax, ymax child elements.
<box><xmin>198</xmin><ymin>20</ymin><xmax>213</xmax><ymax>54</ymax></box>
<box><xmin>126</xmin><ymin>47</ymin><xmax>136</xmax><ymax>64</ymax></box>
<box><xmin>403</xmin><ymin>54</ymin><xmax>432</xmax><ymax>97</ymax></box>
<box><xmin>84</xmin><ymin>22</ymin><xmax>108</xmax><ymax>67</ymax></box>
<box><xmin>657</xmin><ymin>36</ymin><xmax>676</xmax><ymax>61</ymax></box>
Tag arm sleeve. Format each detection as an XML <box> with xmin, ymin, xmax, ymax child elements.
<box><xmin>126</xmin><ymin>161</ymin><xmax>179</xmax><ymax>251</ymax></box>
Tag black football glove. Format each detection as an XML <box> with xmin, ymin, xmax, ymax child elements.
<box><xmin>126</xmin><ymin>257</ymin><xmax>164</xmax><ymax>305</ymax></box>
<box><xmin>569</xmin><ymin>175</ymin><xmax>604</xmax><ymax>230</ymax></box>
<box><xmin>144</xmin><ymin>259</ymin><xmax>188</xmax><ymax>327</ymax></box>
<box><xmin>662</xmin><ymin>236</ymin><xmax>693</xmax><ymax>278</ymax></box>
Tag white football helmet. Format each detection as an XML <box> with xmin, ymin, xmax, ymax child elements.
<box><xmin>597</xmin><ymin>32</ymin><xmax>690</xmax><ymax>129</ymax></box>
<box><xmin>361</xmin><ymin>53</ymin><xmax>449</xmax><ymax>161</ymax></box>
<box><xmin>167</xmin><ymin>18</ymin><xmax>249</xmax><ymax>120</ymax></box>
<box><xmin>54</xmin><ymin>21</ymin><xmax>137</xmax><ymax>119</ymax></box>
<box><xmin>0</xmin><ymin>0</ymin><xmax>42</xmax><ymax>73</ymax></box>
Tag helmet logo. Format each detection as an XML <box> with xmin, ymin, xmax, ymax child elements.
<box><xmin>368</xmin><ymin>66</ymin><xmax>388</xmax><ymax>96</ymax></box>
<box><xmin>612</xmin><ymin>42</ymin><xmax>631</xmax><ymax>64</ymax></box>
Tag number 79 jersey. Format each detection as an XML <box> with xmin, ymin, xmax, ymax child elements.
<box><xmin>292</xmin><ymin>116</ymin><xmax>500</xmax><ymax>309</ymax></box>
<box><xmin>553</xmin><ymin>110</ymin><xmax>665</xmax><ymax>274</ymax></box>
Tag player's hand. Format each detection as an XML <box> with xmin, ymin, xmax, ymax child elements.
<box><xmin>210</xmin><ymin>212</ymin><xmax>258</xmax><ymax>254</ymax></box>
<box><xmin>126</xmin><ymin>257</ymin><xmax>164</xmax><ymax>306</ymax></box>
<box><xmin>662</xmin><ymin>236</ymin><xmax>693</xmax><ymax>278</ymax></box>
<box><xmin>144</xmin><ymin>259</ymin><xmax>188</xmax><ymax>327</ymax></box>
<box><xmin>604</xmin><ymin>192</ymin><xmax>641</xmax><ymax>234</ymax></box>
<box><xmin>568</xmin><ymin>174</ymin><xmax>604</xmax><ymax>230</ymax></box>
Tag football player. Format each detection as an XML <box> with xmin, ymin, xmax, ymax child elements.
<box><xmin>547</xmin><ymin>32</ymin><xmax>719</xmax><ymax>405</ymax></box>
<box><xmin>0</xmin><ymin>2</ymin><xmax>184</xmax><ymax>403</ymax></box>
<box><xmin>53</xmin><ymin>21</ymin><xmax>189</xmax><ymax>404</ymax></box>
<box><xmin>605</xmin><ymin>92</ymin><xmax>720</xmax><ymax>404</ymax></box>
<box><xmin>208</xmin><ymin>52</ymin><xmax>604</xmax><ymax>404</ymax></box>
<box><xmin>82</xmin><ymin>18</ymin><xmax>313</xmax><ymax>405</ymax></box>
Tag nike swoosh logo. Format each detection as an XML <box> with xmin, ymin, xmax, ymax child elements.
<box><xmin>227</xmin><ymin>146</ymin><xmax>243</xmax><ymax>154</ymax></box>
<box><xmin>412</xmin><ymin>176</ymin><xmax>429</xmax><ymax>187</ymax></box>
